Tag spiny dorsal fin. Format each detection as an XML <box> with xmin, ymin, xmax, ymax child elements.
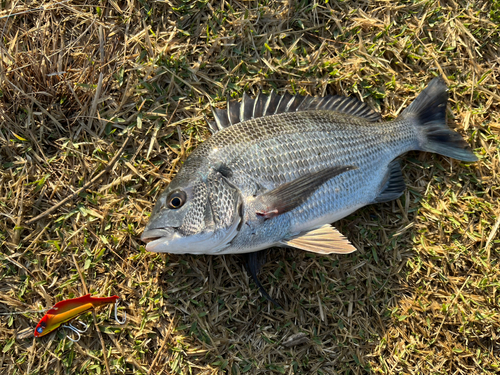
<box><xmin>281</xmin><ymin>225</ymin><xmax>357</xmax><ymax>254</ymax></box>
<box><xmin>211</xmin><ymin>107</ymin><xmax>229</xmax><ymax>133</ymax></box>
<box><xmin>227</xmin><ymin>99</ymin><xmax>240</xmax><ymax>126</ymax></box>
<box><xmin>240</xmin><ymin>92</ymin><xmax>253</xmax><ymax>122</ymax></box>
<box><xmin>209</xmin><ymin>90</ymin><xmax>381</xmax><ymax>132</ymax></box>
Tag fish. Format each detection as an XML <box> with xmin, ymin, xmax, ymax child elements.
<box><xmin>141</xmin><ymin>77</ymin><xmax>476</xmax><ymax>299</ymax></box>
<box><xmin>34</xmin><ymin>294</ymin><xmax>121</xmax><ymax>338</ymax></box>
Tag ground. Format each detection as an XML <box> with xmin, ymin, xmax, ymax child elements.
<box><xmin>0</xmin><ymin>0</ymin><xmax>499</xmax><ymax>374</ymax></box>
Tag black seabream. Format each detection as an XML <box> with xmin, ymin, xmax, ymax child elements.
<box><xmin>141</xmin><ymin>77</ymin><xmax>476</xmax><ymax>303</ymax></box>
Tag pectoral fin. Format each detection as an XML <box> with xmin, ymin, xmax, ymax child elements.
<box><xmin>255</xmin><ymin>166</ymin><xmax>356</xmax><ymax>219</ymax></box>
<box><xmin>281</xmin><ymin>225</ymin><xmax>357</xmax><ymax>254</ymax></box>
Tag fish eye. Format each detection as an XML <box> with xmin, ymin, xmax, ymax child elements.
<box><xmin>167</xmin><ymin>191</ymin><xmax>186</xmax><ymax>209</ymax></box>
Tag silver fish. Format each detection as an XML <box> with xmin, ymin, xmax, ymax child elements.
<box><xmin>141</xmin><ymin>77</ymin><xmax>476</xmax><ymax>256</ymax></box>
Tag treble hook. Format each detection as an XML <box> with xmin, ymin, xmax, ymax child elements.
<box><xmin>114</xmin><ymin>299</ymin><xmax>126</xmax><ymax>325</ymax></box>
<box><xmin>62</xmin><ymin>321</ymin><xmax>88</xmax><ymax>342</ymax></box>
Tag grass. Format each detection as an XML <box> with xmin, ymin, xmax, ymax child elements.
<box><xmin>0</xmin><ymin>0</ymin><xmax>499</xmax><ymax>374</ymax></box>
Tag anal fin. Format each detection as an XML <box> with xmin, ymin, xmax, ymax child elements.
<box><xmin>281</xmin><ymin>225</ymin><xmax>356</xmax><ymax>254</ymax></box>
<box><xmin>373</xmin><ymin>159</ymin><xmax>405</xmax><ymax>203</ymax></box>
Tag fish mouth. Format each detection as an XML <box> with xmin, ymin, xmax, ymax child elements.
<box><xmin>141</xmin><ymin>228</ymin><xmax>173</xmax><ymax>244</ymax></box>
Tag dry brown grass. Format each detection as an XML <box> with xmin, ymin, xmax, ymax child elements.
<box><xmin>0</xmin><ymin>0</ymin><xmax>499</xmax><ymax>374</ymax></box>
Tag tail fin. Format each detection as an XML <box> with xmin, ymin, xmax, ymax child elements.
<box><xmin>401</xmin><ymin>76</ymin><xmax>477</xmax><ymax>162</ymax></box>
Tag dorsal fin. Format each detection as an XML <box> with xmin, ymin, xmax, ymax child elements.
<box><xmin>227</xmin><ymin>99</ymin><xmax>240</xmax><ymax>126</ymax></box>
<box><xmin>209</xmin><ymin>91</ymin><xmax>381</xmax><ymax>133</ymax></box>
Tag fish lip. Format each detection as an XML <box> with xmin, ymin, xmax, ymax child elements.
<box><xmin>144</xmin><ymin>237</ymin><xmax>168</xmax><ymax>252</ymax></box>
<box><xmin>141</xmin><ymin>228</ymin><xmax>173</xmax><ymax>244</ymax></box>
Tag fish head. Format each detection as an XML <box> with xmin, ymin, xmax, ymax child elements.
<box><xmin>141</xmin><ymin>166</ymin><xmax>242</xmax><ymax>254</ymax></box>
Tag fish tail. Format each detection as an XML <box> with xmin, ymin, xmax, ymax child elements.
<box><xmin>401</xmin><ymin>76</ymin><xmax>477</xmax><ymax>162</ymax></box>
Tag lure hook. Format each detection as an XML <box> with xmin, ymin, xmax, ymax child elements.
<box><xmin>62</xmin><ymin>321</ymin><xmax>88</xmax><ymax>342</ymax></box>
<box><xmin>114</xmin><ymin>299</ymin><xmax>126</xmax><ymax>325</ymax></box>
<box><xmin>70</xmin><ymin>320</ymin><xmax>89</xmax><ymax>333</ymax></box>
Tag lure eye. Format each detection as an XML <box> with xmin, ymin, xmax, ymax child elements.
<box><xmin>37</xmin><ymin>327</ymin><xmax>44</xmax><ymax>333</ymax></box>
<box><xmin>167</xmin><ymin>191</ymin><xmax>186</xmax><ymax>209</ymax></box>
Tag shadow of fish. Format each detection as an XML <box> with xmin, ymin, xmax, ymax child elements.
<box><xmin>141</xmin><ymin>77</ymin><xmax>476</xmax><ymax>305</ymax></box>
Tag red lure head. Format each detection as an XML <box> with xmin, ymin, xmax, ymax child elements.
<box><xmin>33</xmin><ymin>315</ymin><xmax>50</xmax><ymax>337</ymax></box>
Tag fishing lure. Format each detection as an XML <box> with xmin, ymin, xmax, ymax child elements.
<box><xmin>34</xmin><ymin>294</ymin><xmax>126</xmax><ymax>341</ymax></box>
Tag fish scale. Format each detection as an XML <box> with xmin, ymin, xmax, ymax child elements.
<box><xmin>142</xmin><ymin>77</ymin><xmax>476</xmax><ymax>259</ymax></box>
